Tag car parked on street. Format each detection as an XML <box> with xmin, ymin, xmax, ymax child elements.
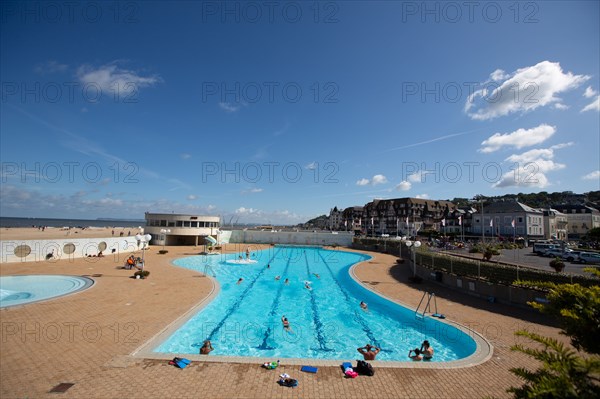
<box><xmin>576</xmin><ymin>252</ymin><xmax>600</xmax><ymax>264</ymax></box>
<box><xmin>543</xmin><ymin>248</ymin><xmax>572</xmax><ymax>258</ymax></box>
<box><xmin>561</xmin><ymin>250</ymin><xmax>584</xmax><ymax>262</ymax></box>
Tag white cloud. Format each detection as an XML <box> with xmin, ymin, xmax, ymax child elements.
<box><xmin>235</xmin><ymin>207</ymin><xmax>257</xmax><ymax>215</ymax></box>
<box><xmin>356</xmin><ymin>174</ymin><xmax>388</xmax><ymax>186</ymax></box>
<box><xmin>493</xmin><ymin>145</ymin><xmax>568</xmax><ymax>189</ymax></box>
<box><xmin>218</xmin><ymin>102</ymin><xmax>241</xmax><ymax>112</ymax></box>
<box><xmin>395</xmin><ymin>180</ymin><xmax>412</xmax><ymax>191</ymax></box>
<box><xmin>489</xmin><ymin>69</ymin><xmax>508</xmax><ymax>81</ymax></box>
<box><xmin>187</xmin><ymin>195</ymin><xmax>197</xmax><ymax>200</ymax></box>
<box><xmin>582</xmin><ymin>170</ymin><xmax>600</xmax><ymax>181</ymax></box>
<box><xmin>479</xmin><ymin>124</ymin><xmax>556</xmax><ymax>153</ymax></box>
<box><xmin>581</xmin><ymin>96</ymin><xmax>600</xmax><ymax>113</ymax></box>
<box><xmin>465</xmin><ymin>61</ymin><xmax>589</xmax><ymax>120</ymax></box>
<box><xmin>372</xmin><ymin>174</ymin><xmax>388</xmax><ymax>185</ymax></box>
<box><xmin>584</xmin><ymin>86</ymin><xmax>597</xmax><ymax>98</ymax></box>
<box><xmin>77</xmin><ymin>63</ymin><xmax>160</xmax><ymax>99</ymax></box>
<box><xmin>34</xmin><ymin>60</ymin><xmax>68</xmax><ymax>74</ymax></box>
<box><xmin>305</xmin><ymin>162</ymin><xmax>317</xmax><ymax>170</ymax></box>
<box><xmin>408</xmin><ymin>171</ymin><xmax>425</xmax><ymax>183</ymax></box>
<box><xmin>241</xmin><ymin>188</ymin><xmax>264</xmax><ymax>194</ymax></box>
<box><xmin>181</xmin><ymin>153</ymin><xmax>191</xmax><ymax>160</ymax></box>
<box><xmin>415</xmin><ymin>194</ymin><xmax>429</xmax><ymax>199</ymax></box>
<box><xmin>553</xmin><ymin>103</ymin><xmax>569</xmax><ymax>110</ymax></box>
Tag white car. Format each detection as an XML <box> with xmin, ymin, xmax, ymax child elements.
<box><xmin>577</xmin><ymin>252</ymin><xmax>600</xmax><ymax>264</ymax></box>
<box><xmin>561</xmin><ymin>251</ymin><xmax>584</xmax><ymax>262</ymax></box>
<box><xmin>543</xmin><ymin>248</ymin><xmax>572</xmax><ymax>258</ymax></box>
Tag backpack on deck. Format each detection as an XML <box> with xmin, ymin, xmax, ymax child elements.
<box><xmin>356</xmin><ymin>360</ymin><xmax>375</xmax><ymax>376</ymax></box>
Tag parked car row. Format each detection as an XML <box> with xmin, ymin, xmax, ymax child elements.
<box><xmin>539</xmin><ymin>248</ymin><xmax>600</xmax><ymax>264</ymax></box>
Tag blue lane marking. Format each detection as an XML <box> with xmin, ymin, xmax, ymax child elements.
<box><xmin>303</xmin><ymin>251</ymin><xmax>334</xmax><ymax>352</ymax></box>
<box><xmin>255</xmin><ymin>248</ymin><xmax>294</xmax><ymax>350</ymax></box>
<box><xmin>316</xmin><ymin>249</ymin><xmax>389</xmax><ymax>352</ymax></box>
<box><xmin>202</xmin><ymin>248</ymin><xmax>282</xmax><ymax>344</ymax></box>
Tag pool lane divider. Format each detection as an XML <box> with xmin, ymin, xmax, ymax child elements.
<box><xmin>303</xmin><ymin>251</ymin><xmax>334</xmax><ymax>352</ymax></box>
<box><xmin>256</xmin><ymin>248</ymin><xmax>295</xmax><ymax>350</ymax></box>
<box><xmin>202</xmin><ymin>248</ymin><xmax>282</xmax><ymax>345</ymax></box>
<box><xmin>316</xmin><ymin>249</ymin><xmax>390</xmax><ymax>353</ymax></box>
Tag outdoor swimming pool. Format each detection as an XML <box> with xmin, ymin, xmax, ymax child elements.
<box><xmin>154</xmin><ymin>246</ymin><xmax>477</xmax><ymax>362</ymax></box>
<box><xmin>0</xmin><ymin>275</ymin><xmax>94</xmax><ymax>308</ymax></box>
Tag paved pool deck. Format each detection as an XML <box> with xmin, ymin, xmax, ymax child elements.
<box><xmin>1</xmin><ymin>244</ymin><xmax>563</xmax><ymax>398</ymax></box>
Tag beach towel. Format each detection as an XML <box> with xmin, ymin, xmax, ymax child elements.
<box><xmin>301</xmin><ymin>365</ymin><xmax>318</xmax><ymax>373</ymax></box>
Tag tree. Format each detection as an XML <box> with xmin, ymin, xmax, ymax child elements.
<box><xmin>527</xmin><ymin>283</ymin><xmax>600</xmax><ymax>354</ymax></box>
<box><xmin>585</xmin><ymin>227</ymin><xmax>600</xmax><ymax>241</ymax></box>
<box><xmin>507</xmin><ymin>280</ymin><xmax>600</xmax><ymax>398</ymax></box>
<box><xmin>509</xmin><ymin>331</ymin><xmax>600</xmax><ymax>399</ymax></box>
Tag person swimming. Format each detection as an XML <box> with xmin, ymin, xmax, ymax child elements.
<box><xmin>281</xmin><ymin>315</ymin><xmax>293</xmax><ymax>332</ymax></box>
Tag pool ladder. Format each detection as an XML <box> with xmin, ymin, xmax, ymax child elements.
<box><xmin>415</xmin><ymin>292</ymin><xmax>445</xmax><ymax>320</ymax></box>
<box><xmin>203</xmin><ymin>264</ymin><xmax>216</xmax><ymax>277</ymax></box>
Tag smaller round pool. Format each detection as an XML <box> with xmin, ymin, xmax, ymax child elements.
<box><xmin>0</xmin><ymin>275</ymin><xmax>94</xmax><ymax>308</ymax></box>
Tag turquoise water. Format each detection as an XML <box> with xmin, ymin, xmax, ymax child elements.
<box><xmin>155</xmin><ymin>246</ymin><xmax>477</xmax><ymax>361</ymax></box>
<box><xmin>0</xmin><ymin>275</ymin><xmax>93</xmax><ymax>308</ymax></box>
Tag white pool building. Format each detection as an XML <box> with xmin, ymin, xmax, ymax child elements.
<box><xmin>144</xmin><ymin>213</ymin><xmax>221</xmax><ymax>246</ymax></box>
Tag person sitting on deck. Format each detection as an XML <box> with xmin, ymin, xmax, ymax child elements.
<box><xmin>125</xmin><ymin>255</ymin><xmax>135</xmax><ymax>270</ymax></box>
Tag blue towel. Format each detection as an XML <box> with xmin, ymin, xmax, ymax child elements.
<box><xmin>301</xmin><ymin>365</ymin><xmax>318</xmax><ymax>373</ymax></box>
<box><xmin>340</xmin><ymin>362</ymin><xmax>352</xmax><ymax>373</ymax></box>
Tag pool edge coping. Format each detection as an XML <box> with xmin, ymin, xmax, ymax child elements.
<box><xmin>0</xmin><ymin>274</ymin><xmax>95</xmax><ymax>309</ymax></box>
<box><xmin>130</xmin><ymin>247</ymin><xmax>494</xmax><ymax>369</ymax></box>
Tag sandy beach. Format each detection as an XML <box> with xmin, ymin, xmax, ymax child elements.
<box><xmin>0</xmin><ymin>226</ymin><xmax>142</xmax><ymax>241</ymax></box>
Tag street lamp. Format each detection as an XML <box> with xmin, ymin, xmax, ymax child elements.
<box><xmin>402</xmin><ymin>238</ymin><xmax>422</xmax><ymax>277</ymax></box>
<box><xmin>160</xmin><ymin>229</ymin><xmax>171</xmax><ymax>251</ymax></box>
<box><xmin>134</xmin><ymin>233</ymin><xmax>152</xmax><ymax>270</ymax></box>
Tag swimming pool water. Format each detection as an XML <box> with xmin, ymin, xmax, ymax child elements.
<box><xmin>154</xmin><ymin>246</ymin><xmax>477</xmax><ymax>361</ymax></box>
<box><xmin>0</xmin><ymin>275</ymin><xmax>93</xmax><ymax>308</ymax></box>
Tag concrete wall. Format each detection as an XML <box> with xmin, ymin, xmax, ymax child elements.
<box><xmin>1</xmin><ymin>237</ymin><xmax>141</xmax><ymax>264</ymax></box>
<box><xmin>224</xmin><ymin>230</ymin><xmax>353</xmax><ymax>246</ymax></box>
<box><xmin>413</xmin><ymin>263</ymin><xmax>547</xmax><ymax>308</ymax></box>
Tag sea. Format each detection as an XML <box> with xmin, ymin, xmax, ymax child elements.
<box><xmin>0</xmin><ymin>216</ymin><xmax>146</xmax><ymax>228</ymax></box>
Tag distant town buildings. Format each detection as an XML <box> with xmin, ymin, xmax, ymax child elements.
<box><xmin>310</xmin><ymin>196</ymin><xmax>600</xmax><ymax>241</ymax></box>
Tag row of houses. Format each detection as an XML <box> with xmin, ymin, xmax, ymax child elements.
<box><xmin>324</xmin><ymin>198</ymin><xmax>600</xmax><ymax>240</ymax></box>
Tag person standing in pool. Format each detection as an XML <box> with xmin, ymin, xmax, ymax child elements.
<box><xmin>360</xmin><ymin>301</ymin><xmax>368</xmax><ymax>311</ymax></box>
<box><xmin>237</xmin><ymin>278</ymin><xmax>243</xmax><ymax>285</ymax></box>
<box><xmin>357</xmin><ymin>344</ymin><xmax>380</xmax><ymax>360</ymax></box>
<box><xmin>200</xmin><ymin>340</ymin><xmax>213</xmax><ymax>355</ymax></box>
<box><xmin>284</xmin><ymin>278</ymin><xmax>289</xmax><ymax>285</ymax></box>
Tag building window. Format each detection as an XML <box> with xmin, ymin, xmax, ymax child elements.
<box><xmin>176</xmin><ymin>221</ymin><xmax>183</xmax><ymax>227</ymax></box>
<box><xmin>160</xmin><ymin>220</ymin><xmax>167</xmax><ymax>227</ymax></box>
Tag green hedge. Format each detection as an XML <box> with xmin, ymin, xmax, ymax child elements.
<box><xmin>417</xmin><ymin>252</ymin><xmax>598</xmax><ymax>287</ymax></box>
<box><xmin>352</xmin><ymin>237</ymin><xmax>598</xmax><ymax>287</ymax></box>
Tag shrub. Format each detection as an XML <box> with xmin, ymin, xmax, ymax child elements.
<box><xmin>134</xmin><ymin>270</ymin><xmax>150</xmax><ymax>279</ymax></box>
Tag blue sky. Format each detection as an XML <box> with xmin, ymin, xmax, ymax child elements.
<box><xmin>1</xmin><ymin>1</ymin><xmax>599</xmax><ymax>224</ymax></box>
